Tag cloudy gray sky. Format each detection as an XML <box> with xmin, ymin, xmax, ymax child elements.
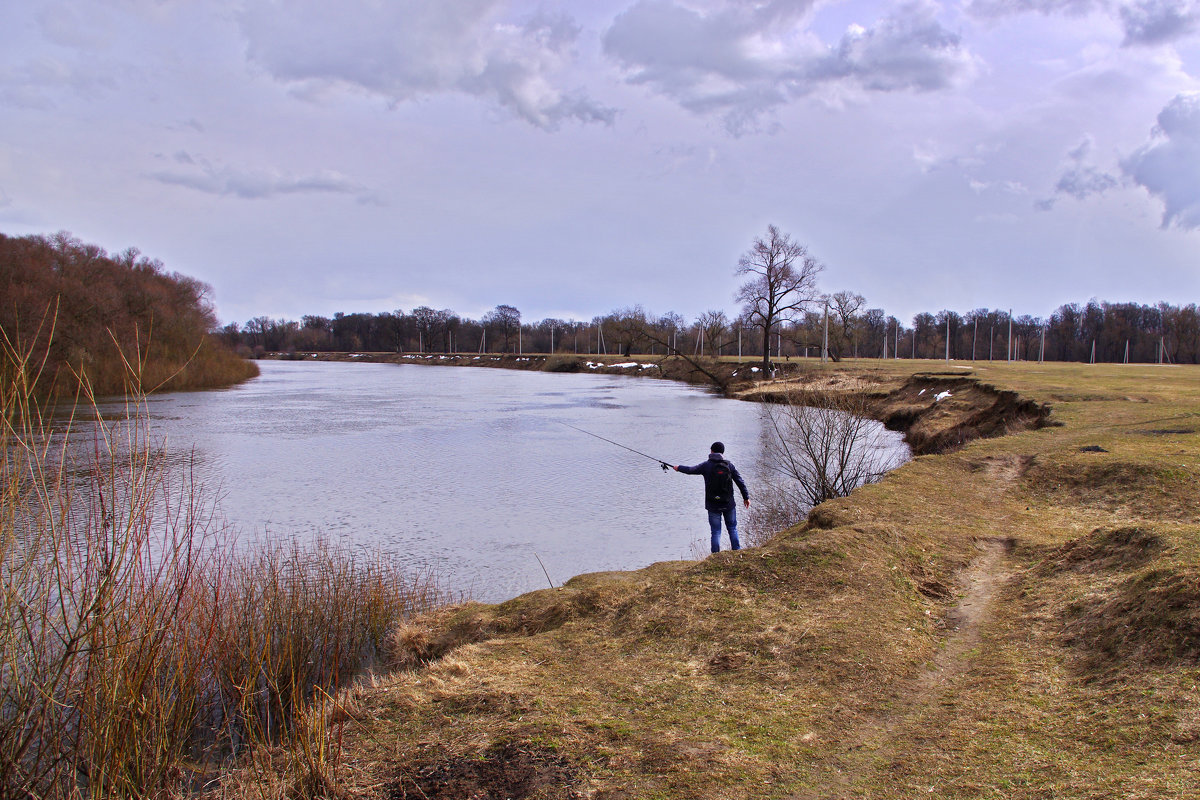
<box><xmin>3</xmin><ymin>0</ymin><xmax>1198</xmax><ymax>327</ymax></box>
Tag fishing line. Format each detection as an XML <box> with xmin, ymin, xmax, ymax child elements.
<box><xmin>558</xmin><ymin>422</ymin><xmax>673</xmax><ymax>471</ymax></box>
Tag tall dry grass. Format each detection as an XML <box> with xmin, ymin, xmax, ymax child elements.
<box><xmin>1</xmin><ymin>332</ymin><xmax>441</xmax><ymax>798</ymax></box>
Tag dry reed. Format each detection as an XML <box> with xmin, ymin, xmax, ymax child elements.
<box><xmin>1</xmin><ymin>330</ymin><xmax>442</xmax><ymax>798</ymax></box>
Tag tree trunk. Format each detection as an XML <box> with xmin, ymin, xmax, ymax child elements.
<box><xmin>761</xmin><ymin>326</ymin><xmax>771</xmax><ymax>375</ymax></box>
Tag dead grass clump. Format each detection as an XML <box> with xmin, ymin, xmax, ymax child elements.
<box><xmin>384</xmin><ymin>580</ymin><xmax>641</xmax><ymax>671</ymax></box>
<box><xmin>387</xmin><ymin>740</ymin><xmax>582</xmax><ymax>800</ymax></box>
<box><xmin>1025</xmin><ymin>459</ymin><xmax>1200</xmax><ymax>521</ymax></box>
<box><xmin>1062</xmin><ymin>565</ymin><xmax>1200</xmax><ymax>668</ymax></box>
<box><xmin>382</xmin><ymin>603</ymin><xmax>494</xmax><ymax>670</ymax></box>
<box><xmin>384</xmin><ymin>622</ymin><xmax>437</xmax><ymax>670</ymax></box>
<box><xmin>1039</xmin><ymin>526</ymin><xmax>1165</xmax><ymax>574</ymax></box>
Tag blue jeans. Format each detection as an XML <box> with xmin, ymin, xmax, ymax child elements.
<box><xmin>708</xmin><ymin>506</ymin><xmax>740</xmax><ymax>553</ymax></box>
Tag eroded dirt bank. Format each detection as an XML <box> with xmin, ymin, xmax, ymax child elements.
<box><xmin>272</xmin><ymin>359</ymin><xmax>1200</xmax><ymax>799</ymax></box>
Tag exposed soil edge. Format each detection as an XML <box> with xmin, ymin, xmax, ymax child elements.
<box><xmin>736</xmin><ymin>374</ymin><xmax>1052</xmax><ymax>455</ymax></box>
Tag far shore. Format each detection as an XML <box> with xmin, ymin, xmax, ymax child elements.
<box><xmin>256</xmin><ymin>350</ymin><xmax>1052</xmax><ymax>455</ymax></box>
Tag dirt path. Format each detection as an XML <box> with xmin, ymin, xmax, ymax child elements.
<box><xmin>791</xmin><ymin>537</ymin><xmax>1013</xmax><ymax>800</ymax></box>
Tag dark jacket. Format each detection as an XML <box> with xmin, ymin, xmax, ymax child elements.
<box><xmin>678</xmin><ymin>453</ymin><xmax>749</xmax><ymax>511</ymax></box>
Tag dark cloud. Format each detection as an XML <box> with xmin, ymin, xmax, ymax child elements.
<box><xmin>603</xmin><ymin>0</ymin><xmax>975</xmax><ymax>135</ymax></box>
<box><xmin>1122</xmin><ymin>93</ymin><xmax>1200</xmax><ymax>229</ymax></box>
<box><xmin>238</xmin><ymin>0</ymin><xmax>614</xmax><ymax>130</ymax></box>
<box><xmin>149</xmin><ymin>152</ymin><xmax>378</xmax><ymax>202</ymax></box>
<box><xmin>968</xmin><ymin>0</ymin><xmax>1200</xmax><ymax>46</ymax></box>
<box><xmin>1120</xmin><ymin>0</ymin><xmax>1200</xmax><ymax>45</ymax></box>
<box><xmin>809</xmin><ymin>4</ymin><xmax>975</xmax><ymax>92</ymax></box>
<box><xmin>1048</xmin><ymin>136</ymin><xmax>1120</xmax><ymax>202</ymax></box>
<box><xmin>1055</xmin><ymin>165</ymin><xmax>1119</xmax><ymax>198</ymax></box>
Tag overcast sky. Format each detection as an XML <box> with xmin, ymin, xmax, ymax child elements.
<box><xmin>3</xmin><ymin>0</ymin><xmax>1198</xmax><ymax>327</ymax></box>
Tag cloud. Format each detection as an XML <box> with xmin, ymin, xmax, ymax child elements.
<box><xmin>966</xmin><ymin>0</ymin><xmax>1104</xmax><ymax>18</ymax></box>
<box><xmin>149</xmin><ymin>151</ymin><xmax>380</xmax><ymax>202</ymax></box>
<box><xmin>968</xmin><ymin>0</ymin><xmax>1200</xmax><ymax>46</ymax></box>
<box><xmin>1119</xmin><ymin>0</ymin><xmax>1200</xmax><ymax>45</ymax></box>
<box><xmin>0</xmin><ymin>55</ymin><xmax>115</xmax><ymax>109</ymax></box>
<box><xmin>1122</xmin><ymin>93</ymin><xmax>1200</xmax><ymax>228</ymax></box>
<box><xmin>1046</xmin><ymin>135</ymin><xmax>1120</xmax><ymax>203</ymax></box>
<box><xmin>238</xmin><ymin>0</ymin><xmax>614</xmax><ymax>130</ymax></box>
<box><xmin>807</xmin><ymin>4</ymin><xmax>978</xmax><ymax>92</ymax></box>
<box><xmin>603</xmin><ymin>0</ymin><xmax>976</xmax><ymax>134</ymax></box>
<box><xmin>1037</xmin><ymin>135</ymin><xmax>1121</xmax><ymax>211</ymax></box>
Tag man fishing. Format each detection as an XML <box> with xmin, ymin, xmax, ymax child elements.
<box><xmin>670</xmin><ymin>442</ymin><xmax>750</xmax><ymax>553</ymax></box>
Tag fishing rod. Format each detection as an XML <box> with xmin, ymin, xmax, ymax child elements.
<box><xmin>559</xmin><ymin>422</ymin><xmax>673</xmax><ymax>471</ymax></box>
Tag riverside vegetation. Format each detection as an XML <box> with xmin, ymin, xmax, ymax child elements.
<box><xmin>1</xmin><ymin>231</ymin><xmax>257</xmax><ymax>396</ymax></box>
<box><xmin>0</xmin><ymin>337</ymin><xmax>444</xmax><ymax>798</ymax></box>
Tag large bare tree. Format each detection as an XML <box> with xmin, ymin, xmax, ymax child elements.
<box><xmin>483</xmin><ymin>304</ymin><xmax>521</xmax><ymax>352</ymax></box>
<box><xmin>735</xmin><ymin>225</ymin><xmax>823</xmax><ymax>374</ymax></box>
<box><xmin>696</xmin><ymin>309</ymin><xmax>728</xmax><ymax>356</ymax></box>
<box><xmin>828</xmin><ymin>290</ymin><xmax>866</xmax><ymax>359</ymax></box>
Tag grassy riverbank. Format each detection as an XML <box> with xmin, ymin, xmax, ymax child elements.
<box><xmin>315</xmin><ymin>359</ymin><xmax>1199</xmax><ymax>799</ymax></box>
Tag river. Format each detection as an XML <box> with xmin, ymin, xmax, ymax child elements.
<box><xmin>106</xmin><ymin>360</ymin><xmax>907</xmax><ymax>602</ymax></box>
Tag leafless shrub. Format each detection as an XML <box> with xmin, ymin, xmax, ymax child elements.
<box><xmin>749</xmin><ymin>388</ymin><xmax>907</xmax><ymax>544</ymax></box>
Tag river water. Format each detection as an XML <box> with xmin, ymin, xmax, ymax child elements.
<box><xmin>107</xmin><ymin>361</ymin><xmax>906</xmax><ymax>602</ymax></box>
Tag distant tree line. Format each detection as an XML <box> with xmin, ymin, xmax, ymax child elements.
<box><xmin>221</xmin><ymin>225</ymin><xmax>1198</xmax><ymax>369</ymax></box>
<box><xmin>220</xmin><ymin>296</ymin><xmax>1200</xmax><ymax>366</ymax></box>
<box><xmin>1</xmin><ymin>231</ymin><xmax>257</xmax><ymax>396</ymax></box>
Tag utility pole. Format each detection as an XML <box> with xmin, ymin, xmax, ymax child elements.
<box><xmin>945</xmin><ymin>316</ymin><xmax>950</xmax><ymax>361</ymax></box>
<box><xmin>1007</xmin><ymin>310</ymin><xmax>1013</xmax><ymax>363</ymax></box>
<box><xmin>822</xmin><ymin>301</ymin><xmax>829</xmax><ymax>363</ymax></box>
<box><xmin>1040</xmin><ymin>326</ymin><xmax>1045</xmax><ymax>363</ymax></box>
<box><xmin>972</xmin><ymin>318</ymin><xmax>978</xmax><ymax>361</ymax></box>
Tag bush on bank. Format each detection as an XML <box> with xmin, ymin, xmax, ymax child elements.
<box><xmin>0</xmin><ymin>230</ymin><xmax>257</xmax><ymax>397</ymax></box>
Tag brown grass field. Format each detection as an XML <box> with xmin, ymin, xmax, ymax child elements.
<box><xmin>264</xmin><ymin>356</ymin><xmax>1200</xmax><ymax>799</ymax></box>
